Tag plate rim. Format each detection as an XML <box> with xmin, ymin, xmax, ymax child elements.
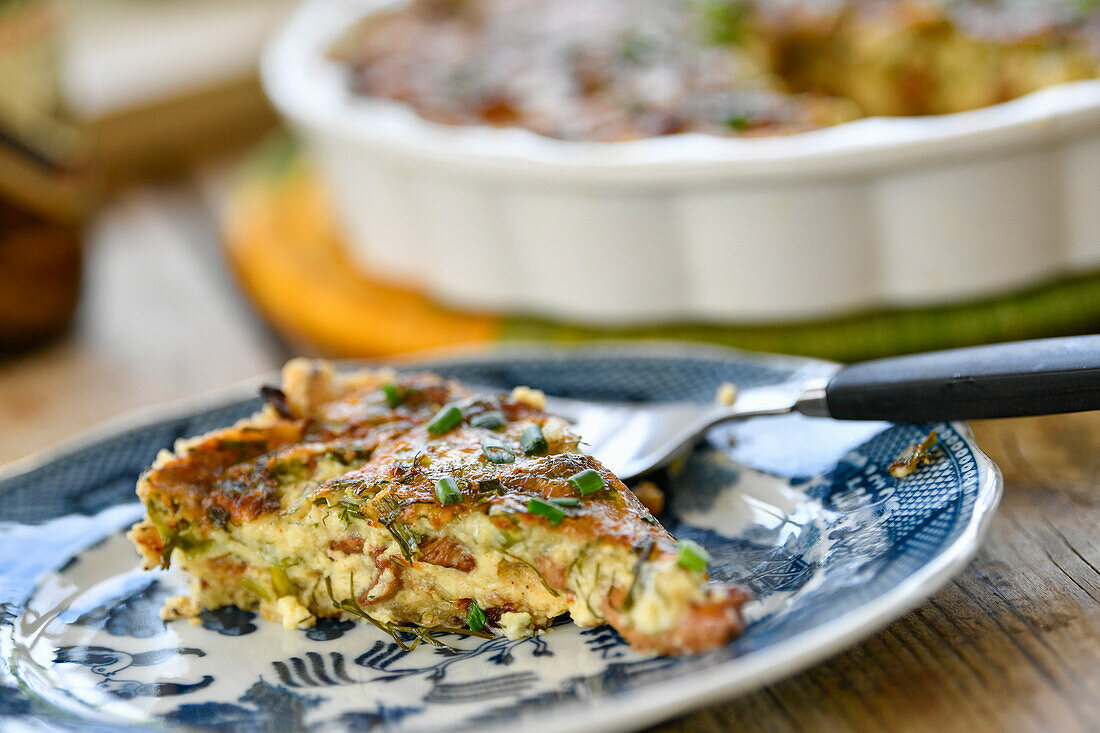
<box><xmin>548</xmin><ymin>420</ymin><xmax>1002</xmax><ymax>733</ymax></box>
<box><xmin>0</xmin><ymin>342</ymin><xmax>1003</xmax><ymax>733</ymax></box>
<box><xmin>0</xmin><ymin>340</ymin><xmax>832</xmax><ymax>485</ymax></box>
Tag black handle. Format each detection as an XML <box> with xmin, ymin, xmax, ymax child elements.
<box><xmin>825</xmin><ymin>335</ymin><xmax>1100</xmax><ymax>422</ymax></box>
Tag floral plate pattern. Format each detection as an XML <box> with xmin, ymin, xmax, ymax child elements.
<box><xmin>0</xmin><ymin>345</ymin><xmax>1002</xmax><ymax>732</ymax></box>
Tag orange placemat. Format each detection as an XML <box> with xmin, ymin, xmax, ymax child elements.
<box><xmin>221</xmin><ymin>139</ymin><xmax>500</xmax><ymax>356</ymax></box>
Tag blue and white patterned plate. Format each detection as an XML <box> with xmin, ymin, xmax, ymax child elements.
<box><xmin>0</xmin><ymin>344</ymin><xmax>1002</xmax><ymax>732</ymax></box>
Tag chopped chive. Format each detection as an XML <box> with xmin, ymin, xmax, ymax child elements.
<box><xmin>519</xmin><ymin>425</ymin><xmax>548</xmax><ymax>456</ymax></box>
<box><xmin>382</xmin><ymin>383</ymin><xmax>404</xmax><ymax>409</ymax></box>
<box><xmin>481</xmin><ymin>440</ymin><xmax>516</xmax><ymax>465</ymax></box>
<box><xmin>241</xmin><ymin>576</ymin><xmax>272</xmax><ymax>602</ymax></box>
<box><xmin>470</xmin><ymin>411</ymin><xmax>506</xmax><ymax>430</ymax></box>
<box><xmin>337</xmin><ymin>499</ymin><xmax>363</xmax><ymax>527</ymax></box>
<box><xmin>466</xmin><ymin>601</ymin><xmax>487</xmax><ymax>632</ymax></box>
<box><xmin>435</xmin><ymin>477</ymin><xmax>462</xmax><ymax>506</ymax></box>
<box><xmin>549</xmin><ymin>496</ymin><xmax>579</xmax><ymax>507</ymax></box>
<box><xmin>725</xmin><ymin>113</ymin><xmax>750</xmax><ymax>131</ymax></box>
<box><xmin>677</xmin><ymin>539</ymin><xmax>711</xmax><ymax>573</ymax></box>
<box><xmin>567</xmin><ymin>469</ymin><xmax>605</xmax><ymax>496</ymax></box>
<box><xmin>427</xmin><ymin>405</ymin><xmax>463</xmax><ymax>435</ymax></box>
<box><xmin>527</xmin><ymin>497</ymin><xmax>565</xmax><ymax>525</ymax></box>
<box><xmin>269</xmin><ymin>566</ymin><xmax>295</xmax><ymax>597</ymax></box>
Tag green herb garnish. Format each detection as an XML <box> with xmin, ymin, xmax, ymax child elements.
<box><xmin>725</xmin><ymin>114</ymin><xmax>750</xmax><ymax>131</ymax></box>
<box><xmin>527</xmin><ymin>497</ymin><xmax>565</xmax><ymax>525</ymax></box>
<box><xmin>481</xmin><ymin>440</ymin><xmax>516</xmax><ymax>464</ymax></box>
<box><xmin>337</xmin><ymin>499</ymin><xmax>363</xmax><ymax>527</ymax></box>
<box><xmin>323</xmin><ymin>577</ymin><xmax>490</xmax><ymax>651</ymax></box>
<box><xmin>619</xmin><ymin>31</ymin><xmax>657</xmax><ymax>63</ymax></box>
<box><xmin>619</xmin><ymin>536</ymin><xmax>656</xmax><ymax>612</ymax></box>
<box><xmin>1074</xmin><ymin>0</ymin><xmax>1100</xmax><ymax>17</ymax></box>
<box><xmin>519</xmin><ymin>425</ymin><xmax>548</xmax><ymax>456</ymax></box>
<box><xmin>158</xmin><ymin>535</ymin><xmax>178</xmax><ymax>568</ymax></box>
<box><xmin>326</xmin><ymin>445</ymin><xmax>372</xmax><ymax>467</ymax></box>
<box><xmin>567</xmin><ymin>469</ymin><xmax>605</xmax><ymax>496</ymax></box>
<box><xmin>374</xmin><ymin>492</ymin><xmax>422</xmax><ymax>561</ymax></box>
<box><xmin>269</xmin><ymin>456</ymin><xmax>310</xmax><ymax>484</ymax></box>
<box><xmin>382</xmin><ymin>382</ymin><xmax>404</xmax><ymax>409</ymax></box>
<box><xmin>549</xmin><ymin>496</ymin><xmax>579</xmax><ymax>508</ymax></box>
<box><xmin>427</xmin><ymin>405</ymin><xmax>464</xmax><ymax>435</ymax></box>
<box><xmin>677</xmin><ymin>539</ymin><xmax>711</xmax><ymax>573</ymax></box>
<box><xmin>176</xmin><ymin>531</ymin><xmax>213</xmax><ymax>557</ymax></box>
<box><xmin>470</xmin><ymin>411</ymin><xmax>506</xmax><ymax>430</ymax></box>
<box><xmin>435</xmin><ymin>477</ymin><xmax>463</xmax><ymax>506</ymax></box>
<box><xmin>241</xmin><ymin>577</ymin><xmax>272</xmax><ymax>602</ymax></box>
<box><xmin>695</xmin><ymin>0</ymin><xmax>749</xmax><ymax>45</ymax></box>
<box><xmin>467</xmin><ymin>601</ymin><xmax>487</xmax><ymax>632</ymax></box>
<box><xmin>269</xmin><ymin>566</ymin><xmax>296</xmax><ymax>597</ymax></box>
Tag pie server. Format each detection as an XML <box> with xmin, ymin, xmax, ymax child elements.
<box><xmin>542</xmin><ymin>335</ymin><xmax>1100</xmax><ymax>481</ymax></box>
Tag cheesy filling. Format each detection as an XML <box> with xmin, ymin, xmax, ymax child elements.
<box><xmin>157</xmin><ymin>491</ymin><xmax>705</xmax><ymax>639</ymax></box>
<box><xmin>129</xmin><ymin>360</ymin><xmax>748</xmax><ymax>654</ymax></box>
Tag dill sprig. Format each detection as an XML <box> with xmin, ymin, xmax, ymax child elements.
<box><xmin>323</xmin><ymin>577</ymin><xmax>491</xmax><ymax>652</ymax></box>
<box><xmin>619</xmin><ymin>536</ymin><xmax>655</xmax><ymax>612</ymax></box>
<box><xmin>337</xmin><ymin>499</ymin><xmax>363</xmax><ymax>528</ymax></box>
<box><xmin>373</xmin><ymin>492</ymin><xmax>422</xmax><ymax>561</ymax></box>
<box><xmin>499</xmin><ymin>550</ymin><xmax>559</xmax><ymax>597</ymax></box>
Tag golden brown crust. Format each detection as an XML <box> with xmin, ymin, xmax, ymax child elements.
<box><xmin>139</xmin><ymin>366</ymin><xmax>672</xmax><ymax>557</ymax></box>
<box><xmin>604</xmin><ymin>585</ymin><xmax>752</xmax><ymax>655</ymax></box>
<box><xmin>131</xmin><ymin>359</ymin><xmax>748</xmax><ymax>654</ymax></box>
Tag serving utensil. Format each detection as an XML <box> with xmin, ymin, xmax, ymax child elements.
<box><xmin>544</xmin><ymin>335</ymin><xmax>1100</xmax><ymax>481</ymax></box>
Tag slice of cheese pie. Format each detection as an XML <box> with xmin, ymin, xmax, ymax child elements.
<box><xmin>129</xmin><ymin>359</ymin><xmax>748</xmax><ymax>655</ymax></box>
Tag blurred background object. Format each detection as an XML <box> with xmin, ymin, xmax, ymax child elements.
<box><xmin>0</xmin><ymin>0</ymin><xmax>92</xmax><ymax>348</ymax></box>
<box><xmin>59</xmin><ymin>0</ymin><xmax>293</xmax><ymax>186</ymax></box>
<box><xmin>0</xmin><ymin>0</ymin><xmax>291</xmax><ymax>352</ymax></box>
<box><xmin>222</xmin><ymin>133</ymin><xmax>1100</xmax><ymax>363</ymax></box>
<box><xmin>3</xmin><ymin>0</ymin><xmax>1100</xmax><ymax>461</ymax></box>
<box><xmin>265</xmin><ymin>0</ymin><xmax>1100</xmax><ymax>329</ymax></box>
<box><xmin>0</xmin><ymin>0</ymin><xmax>292</xmax><ymax>453</ymax></box>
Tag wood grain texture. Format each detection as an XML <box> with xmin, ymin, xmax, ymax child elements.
<box><xmin>2</xmin><ymin>185</ymin><xmax>1098</xmax><ymax>732</ymax></box>
<box><xmin>0</xmin><ymin>186</ymin><xmax>286</xmax><ymax>465</ymax></box>
<box><xmin>661</xmin><ymin>413</ymin><xmax>1100</xmax><ymax>733</ymax></box>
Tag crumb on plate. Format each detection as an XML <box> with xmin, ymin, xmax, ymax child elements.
<box><xmin>889</xmin><ymin>431</ymin><xmax>939</xmax><ymax>478</ymax></box>
<box><xmin>161</xmin><ymin>594</ymin><xmax>200</xmax><ymax>621</ymax></box>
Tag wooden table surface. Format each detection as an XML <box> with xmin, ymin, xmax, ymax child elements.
<box><xmin>3</xmin><ymin>186</ymin><xmax>1100</xmax><ymax>732</ymax></box>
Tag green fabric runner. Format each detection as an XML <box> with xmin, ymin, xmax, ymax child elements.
<box><xmin>503</xmin><ymin>273</ymin><xmax>1100</xmax><ymax>362</ymax></box>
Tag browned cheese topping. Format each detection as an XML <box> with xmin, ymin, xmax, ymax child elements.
<box><xmin>332</xmin><ymin>0</ymin><xmax>1100</xmax><ymax>140</ymax></box>
<box><xmin>130</xmin><ymin>359</ymin><xmax>749</xmax><ymax>655</ymax></box>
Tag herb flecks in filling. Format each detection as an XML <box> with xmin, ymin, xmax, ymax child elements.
<box><xmin>129</xmin><ymin>359</ymin><xmax>750</xmax><ymax>655</ymax></box>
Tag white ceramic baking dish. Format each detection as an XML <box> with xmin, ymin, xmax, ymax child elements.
<box><xmin>262</xmin><ymin>0</ymin><xmax>1100</xmax><ymax>325</ymax></box>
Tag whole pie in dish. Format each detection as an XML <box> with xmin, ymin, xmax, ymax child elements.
<box><xmin>129</xmin><ymin>359</ymin><xmax>749</xmax><ymax>655</ymax></box>
<box><xmin>330</xmin><ymin>0</ymin><xmax>1100</xmax><ymax>141</ymax></box>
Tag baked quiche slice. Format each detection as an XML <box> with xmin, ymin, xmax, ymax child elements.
<box><xmin>129</xmin><ymin>359</ymin><xmax>748</xmax><ymax>655</ymax></box>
